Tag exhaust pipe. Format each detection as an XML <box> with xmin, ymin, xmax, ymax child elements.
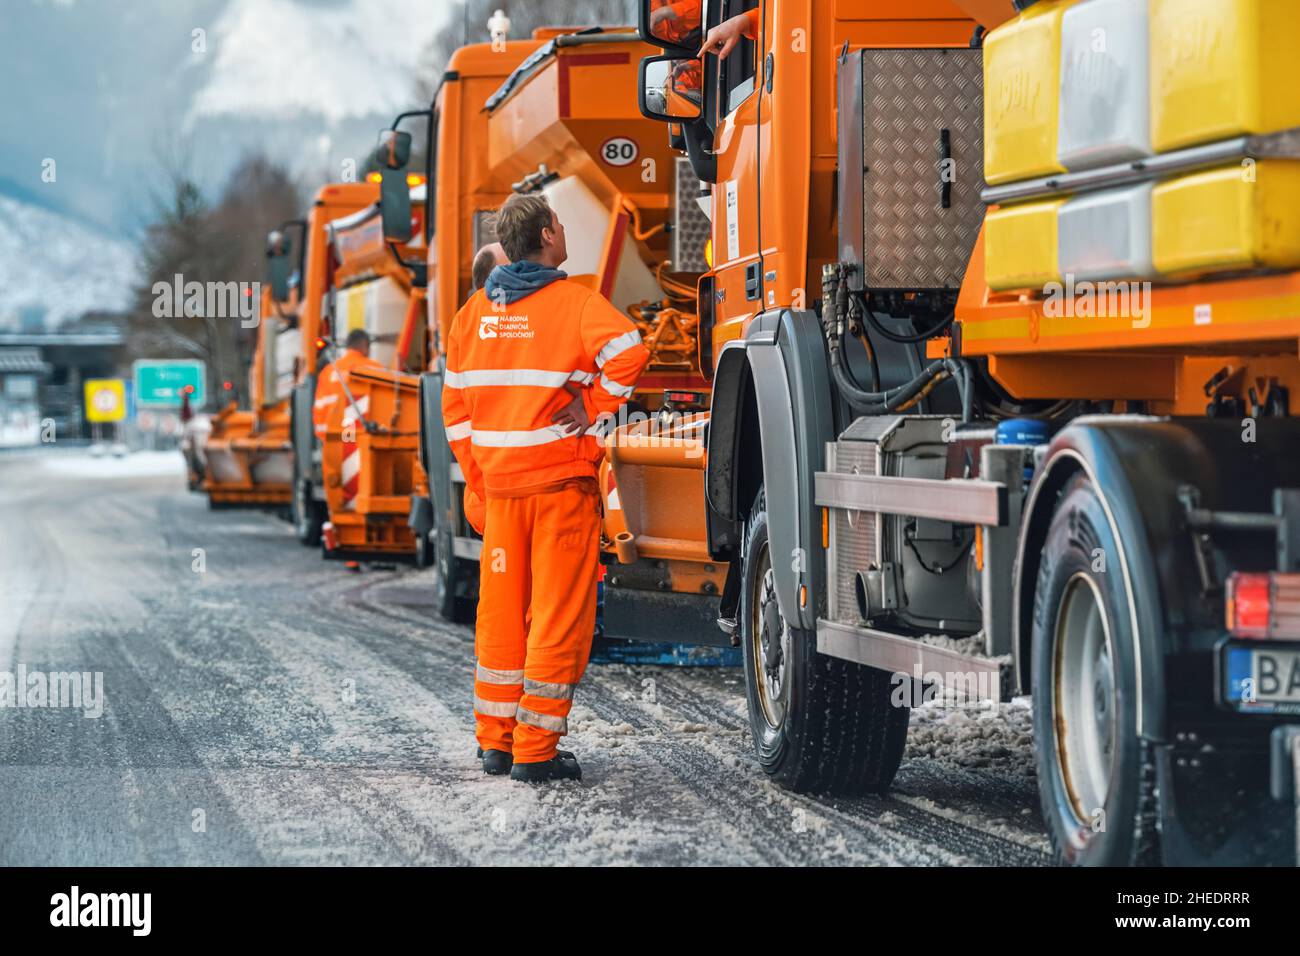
<box><xmin>855</xmin><ymin>570</ymin><xmax>872</xmax><ymax>621</ymax></box>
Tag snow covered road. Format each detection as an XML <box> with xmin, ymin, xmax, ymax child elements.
<box><xmin>0</xmin><ymin>449</ymin><xmax>1052</xmax><ymax>865</ymax></box>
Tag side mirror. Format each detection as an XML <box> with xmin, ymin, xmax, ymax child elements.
<box><xmin>372</xmin><ymin>128</ymin><xmax>414</xmax><ymax>243</ymax></box>
<box><xmin>266</xmin><ymin>230</ymin><xmax>293</xmax><ymax>303</ymax></box>
<box><xmin>375</xmin><ymin>129</ymin><xmax>412</xmax><ymax>171</ymax></box>
<box><xmin>638</xmin><ymin>53</ymin><xmax>704</xmax><ymax>123</ymax></box>
<box><xmin>639</xmin><ymin>0</ymin><xmax>702</xmax><ymax>54</ymax></box>
<box><xmin>379</xmin><ymin>169</ymin><xmax>413</xmax><ymax>243</ymax></box>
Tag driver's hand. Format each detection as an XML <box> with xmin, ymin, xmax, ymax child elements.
<box><xmin>697</xmin><ymin>12</ymin><xmax>750</xmax><ymax>60</ymax></box>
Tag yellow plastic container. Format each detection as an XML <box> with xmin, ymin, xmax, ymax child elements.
<box><xmin>983</xmin><ymin>0</ymin><xmax>1077</xmax><ymax>186</ymax></box>
<box><xmin>1153</xmin><ymin>161</ymin><xmax>1300</xmax><ymax>278</ymax></box>
<box><xmin>984</xmin><ymin>198</ymin><xmax>1067</xmax><ymax>291</ymax></box>
<box><xmin>1150</xmin><ymin>0</ymin><xmax>1300</xmax><ymax>153</ymax></box>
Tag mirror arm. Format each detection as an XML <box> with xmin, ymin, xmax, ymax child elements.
<box><xmin>389</xmin><ymin>109</ymin><xmax>432</xmax><ymax>134</ymax></box>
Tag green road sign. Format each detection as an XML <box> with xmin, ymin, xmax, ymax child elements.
<box><xmin>133</xmin><ymin>359</ymin><xmax>206</xmax><ymax>408</ymax></box>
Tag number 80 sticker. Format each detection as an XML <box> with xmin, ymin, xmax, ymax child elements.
<box><xmin>599</xmin><ymin>136</ymin><xmax>639</xmax><ymax>167</ymax></box>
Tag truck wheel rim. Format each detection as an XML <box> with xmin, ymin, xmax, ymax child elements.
<box><xmin>751</xmin><ymin>543</ymin><xmax>789</xmax><ymax>730</ymax></box>
<box><xmin>1054</xmin><ymin>571</ymin><xmax>1117</xmax><ymax>826</ymax></box>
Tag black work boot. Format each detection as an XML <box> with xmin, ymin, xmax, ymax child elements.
<box><xmin>476</xmin><ymin>747</ymin><xmax>514</xmax><ymax>776</ymax></box>
<box><xmin>509</xmin><ymin>750</ymin><xmax>582</xmax><ymax>783</ymax></box>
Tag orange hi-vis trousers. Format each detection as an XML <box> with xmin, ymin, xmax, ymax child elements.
<box><xmin>473</xmin><ymin>480</ymin><xmax>601</xmax><ymax>764</ymax></box>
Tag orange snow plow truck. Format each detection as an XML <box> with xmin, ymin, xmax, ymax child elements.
<box><xmin>274</xmin><ymin>180</ymin><xmax>391</xmax><ymax>552</ymax></box>
<box><xmin>201</xmin><ymin>272</ymin><xmax>297</xmax><ymax>511</ymax></box>
<box><xmin>624</xmin><ymin>0</ymin><xmax>1300</xmax><ymax>865</ymax></box>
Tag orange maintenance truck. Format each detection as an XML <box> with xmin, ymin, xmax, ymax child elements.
<box><xmin>630</xmin><ymin>0</ymin><xmax>1300</xmax><ymax>864</ymax></box>
<box><xmin>277</xmin><ymin>181</ymin><xmax>384</xmax><ymax>548</ymax></box>
<box><xmin>201</xmin><ymin>240</ymin><xmax>302</xmax><ymax>512</ymax></box>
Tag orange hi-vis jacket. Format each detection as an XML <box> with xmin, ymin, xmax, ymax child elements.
<box><xmin>442</xmin><ymin>279</ymin><xmax>651</xmax><ymax>498</ymax></box>
<box><xmin>312</xmin><ymin>348</ymin><xmax>380</xmax><ymax>440</ymax></box>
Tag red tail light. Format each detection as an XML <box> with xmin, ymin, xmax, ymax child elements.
<box><xmin>1226</xmin><ymin>572</ymin><xmax>1300</xmax><ymax>639</ymax></box>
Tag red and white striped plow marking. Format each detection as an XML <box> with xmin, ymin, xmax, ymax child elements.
<box><xmin>340</xmin><ymin>394</ymin><xmax>369</xmax><ymax>511</ymax></box>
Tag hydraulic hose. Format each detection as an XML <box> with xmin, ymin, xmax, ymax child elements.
<box><xmin>858</xmin><ymin>292</ymin><xmax>955</xmax><ymax>344</ymax></box>
<box><xmin>821</xmin><ymin>265</ymin><xmax>971</xmax><ymax>419</ymax></box>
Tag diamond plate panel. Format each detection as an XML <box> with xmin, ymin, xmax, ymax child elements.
<box><xmin>672</xmin><ymin>157</ymin><xmax>711</xmax><ymax>273</ymax></box>
<box><xmin>860</xmin><ymin>48</ymin><xmax>985</xmax><ymax>290</ymax></box>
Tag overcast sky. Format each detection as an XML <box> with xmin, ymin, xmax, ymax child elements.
<box><xmin>0</xmin><ymin>0</ymin><xmax>452</xmax><ymax>236</ymax></box>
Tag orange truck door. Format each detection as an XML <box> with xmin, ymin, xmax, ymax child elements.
<box><xmin>710</xmin><ymin>0</ymin><xmax>764</xmax><ymax>332</ymax></box>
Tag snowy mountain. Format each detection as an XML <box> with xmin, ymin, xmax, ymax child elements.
<box><xmin>0</xmin><ymin>193</ymin><xmax>137</xmax><ymax>330</ymax></box>
<box><xmin>0</xmin><ymin>0</ymin><xmax>453</xmax><ymax>235</ymax></box>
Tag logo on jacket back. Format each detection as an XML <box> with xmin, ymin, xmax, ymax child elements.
<box><xmin>479</xmin><ymin>312</ymin><xmax>534</xmax><ymax>341</ymax></box>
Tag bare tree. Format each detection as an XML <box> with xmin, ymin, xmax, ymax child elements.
<box><xmin>126</xmin><ymin>151</ymin><xmax>301</xmax><ymax>407</ymax></box>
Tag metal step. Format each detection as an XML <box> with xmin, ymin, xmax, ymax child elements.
<box><xmin>817</xmin><ymin>618</ymin><xmax>1013</xmax><ymax>703</ymax></box>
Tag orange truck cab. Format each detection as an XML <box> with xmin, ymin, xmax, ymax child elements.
<box><xmin>631</xmin><ymin>0</ymin><xmax>1300</xmax><ymax>864</ymax></box>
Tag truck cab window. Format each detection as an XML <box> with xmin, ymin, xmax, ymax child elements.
<box><xmin>716</xmin><ymin>0</ymin><xmax>758</xmax><ymax>115</ymax></box>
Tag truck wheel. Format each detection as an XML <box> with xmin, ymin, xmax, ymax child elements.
<box><xmin>740</xmin><ymin>488</ymin><xmax>909</xmax><ymax>795</ymax></box>
<box><xmin>292</xmin><ymin>477</ymin><xmax>324</xmax><ymax>547</ymax></box>
<box><xmin>1031</xmin><ymin>473</ymin><xmax>1159</xmax><ymax>866</ymax></box>
<box><xmin>433</xmin><ymin>528</ymin><xmax>474</xmax><ymax>624</ymax></box>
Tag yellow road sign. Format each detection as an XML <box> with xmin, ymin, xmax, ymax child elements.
<box><xmin>84</xmin><ymin>378</ymin><xmax>127</xmax><ymax>423</ymax></box>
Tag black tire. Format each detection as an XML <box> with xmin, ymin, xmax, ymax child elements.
<box><xmin>1031</xmin><ymin>472</ymin><xmax>1160</xmax><ymax>866</ymax></box>
<box><xmin>740</xmin><ymin>488</ymin><xmax>909</xmax><ymax>795</ymax></box>
<box><xmin>292</xmin><ymin>476</ymin><xmax>324</xmax><ymax>547</ymax></box>
<box><xmin>433</xmin><ymin>527</ymin><xmax>475</xmax><ymax>624</ymax></box>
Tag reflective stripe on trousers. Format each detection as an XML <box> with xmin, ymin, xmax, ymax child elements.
<box><xmin>472</xmin><ymin>483</ymin><xmax>600</xmax><ymax>762</ymax></box>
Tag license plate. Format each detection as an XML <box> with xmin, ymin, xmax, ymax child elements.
<box><xmin>1221</xmin><ymin>642</ymin><xmax>1300</xmax><ymax>714</ymax></box>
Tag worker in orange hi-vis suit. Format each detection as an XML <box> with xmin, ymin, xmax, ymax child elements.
<box><xmin>442</xmin><ymin>193</ymin><xmax>650</xmax><ymax>783</ymax></box>
<box><xmin>311</xmin><ymin>328</ymin><xmax>380</xmax><ymax>442</ymax></box>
